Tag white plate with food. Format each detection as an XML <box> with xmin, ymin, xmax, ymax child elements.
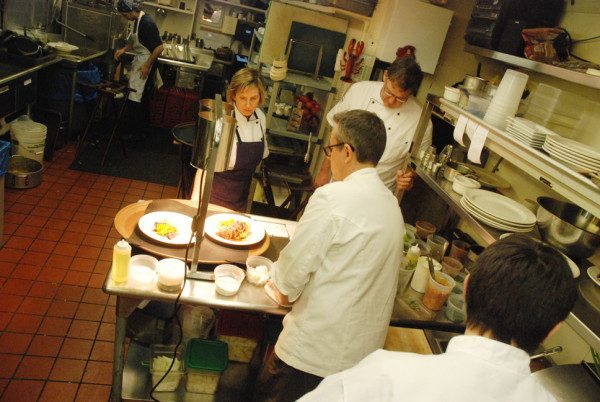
<box><xmin>587</xmin><ymin>266</ymin><xmax>600</xmax><ymax>287</ymax></box>
<box><xmin>138</xmin><ymin>211</ymin><xmax>194</xmax><ymax>245</ymax></box>
<box><xmin>204</xmin><ymin>213</ymin><xmax>265</xmax><ymax>247</ymax></box>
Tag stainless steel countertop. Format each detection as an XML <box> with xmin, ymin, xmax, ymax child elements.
<box><xmin>59</xmin><ymin>48</ymin><xmax>108</xmax><ymax>65</ymax></box>
<box><xmin>104</xmin><ymin>213</ymin><xmax>297</xmax><ymax>316</ymax></box>
<box><xmin>0</xmin><ymin>47</ymin><xmax>107</xmax><ymax>85</ymax></box>
<box><xmin>0</xmin><ymin>56</ymin><xmax>62</xmax><ymax>85</ymax></box>
<box><xmin>156</xmin><ymin>56</ymin><xmax>212</xmax><ymax>72</ymax></box>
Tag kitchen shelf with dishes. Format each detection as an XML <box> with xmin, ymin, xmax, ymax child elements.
<box><xmin>427</xmin><ymin>94</ymin><xmax>600</xmax><ymax>220</ymax></box>
<box><xmin>414</xmin><ymin>94</ymin><xmax>600</xmax><ymax>353</ymax></box>
<box><xmin>211</xmin><ymin>0</ymin><xmax>267</xmax><ymax>14</ymax></box>
<box><xmin>262</xmin><ymin>70</ymin><xmax>336</xmax><ymax>174</ymax></box>
<box><xmin>142</xmin><ymin>0</ymin><xmax>198</xmax><ymax>35</ymax></box>
<box><xmin>143</xmin><ymin>1</ymin><xmax>197</xmax><ymax>15</ymax></box>
<box><xmin>465</xmin><ymin>45</ymin><xmax>600</xmax><ymax>90</ymax></box>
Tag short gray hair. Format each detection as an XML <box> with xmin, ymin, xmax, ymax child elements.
<box><xmin>387</xmin><ymin>57</ymin><xmax>423</xmax><ymax>95</ymax></box>
<box><xmin>332</xmin><ymin>110</ymin><xmax>386</xmax><ymax>165</ymax></box>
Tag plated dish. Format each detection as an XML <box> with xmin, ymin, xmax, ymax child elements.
<box><xmin>204</xmin><ymin>213</ymin><xmax>266</xmax><ymax>247</ymax></box>
<box><xmin>138</xmin><ymin>211</ymin><xmax>194</xmax><ymax>245</ymax></box>
<box><xmin>587</xmin><ymin>266</ymin><xmax>600</xmax><ymax>287</ymax></box>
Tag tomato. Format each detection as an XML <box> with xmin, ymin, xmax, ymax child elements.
<box><xmin>312</xmin><ymin>103</ymin><xmax>321</xmax><ymax>112</ymax></box>
<box><xmin>302</xmin><ymin>109</ymin><xmax>312</xmax><ymax>118</ymax></box>
<box><xmin>299</xmin><ymin>95</ymin><xmax>308</xmax><ymax>104</ymax></box>
<box><xmin>306</xmin><ymin>100</ymin><xmax>316</xmax><ymax>109</ymax></box>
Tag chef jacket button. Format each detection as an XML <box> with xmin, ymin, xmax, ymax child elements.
<box><xmin>397</xmin><ymin>113</ymin><xmax>400</xmax><ymax>115</ymax></box>
<box><xmin>371</xmin><ymin>101</ymin><xmax>374</xmax><ymax>104</ymax></box>
<box><xmin>388</xmin><ymin>127</ymin><xmax>391</xmax><ymax>130</ymax></box>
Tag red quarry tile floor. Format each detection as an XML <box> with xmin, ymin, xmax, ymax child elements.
<box><xmin>0</xmin><ymin>144</ymin><xmax>178</xmax><ymax>401</ymax></box>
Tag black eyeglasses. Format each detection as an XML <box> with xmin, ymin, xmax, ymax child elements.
<box><xmin>382</xmin><ymin>79</ymin><xmax>410</xmax><ymax>104</ymax></box>
<box><xmin>322</xmin><ymin>142</ymin><xmax>354</xmax><ymax>157</ymax></box>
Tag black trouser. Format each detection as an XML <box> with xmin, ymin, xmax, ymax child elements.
<box><xmin>254</xmin><ymin>353</ymin><xmax>323</xmax><ymax>402</ymax></box>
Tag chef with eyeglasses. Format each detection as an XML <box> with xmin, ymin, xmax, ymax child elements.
<box><xmin>314</xmin><ymin>57</ymin><xmax>433</xmax><ymax>193</ymax></box>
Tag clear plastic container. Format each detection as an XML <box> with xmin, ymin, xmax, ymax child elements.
<box><xmin>422</xmin><ymin>272</ymin><xmax>455</xmax><ymax>311</ymax></box>
<box><xmin>465</xmin><ymin>94</ymin><xmax>491</xmax><ymax>118</ymax></box>
<box><xmin>217</xmin><ymin>310</ymin><xmax>262</xmax><ymax>363</ymax></box>
<box><xmin>445</xmin><ymin>293</ymin><xmax>467</xmax><ymax>323</ymax></box>
<box><xmin>214</xmin><ymin>264</ymin><xmax>245</xmax><ymax>296</ymax></box>
<box><xmin>528</xmin><ymin>83</ymin><xmax>586</xmax><ymax>119</ymax></box>
<box><xmin>150</xmin><ymin>344</ymin><xmax>184</xmax><ymax>392</ymax></box>
<box><xmin>185</xmin><ymin>339</ymin><xmax>228</xmax><ymax>394</ymax></box>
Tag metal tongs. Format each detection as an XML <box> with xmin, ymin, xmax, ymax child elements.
<box><xmin>427</xmin><ymin>256</ymin><xmax>436</xmax><ymax>283</ymax></box>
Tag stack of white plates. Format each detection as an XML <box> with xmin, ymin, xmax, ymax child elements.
<box><xmin>542</xmin><ymin>134</ymin><xmax>600</xmax><ymax>174</ymax></box>
<box><xmin>506</xmin><ymin>117</ymin><xmax>555</xmax><ymax>149</ymax></box>
<box><xmin>460</xmin><ymin>189</ymin><xmax>536</xmax><ymax>232</ymax></box>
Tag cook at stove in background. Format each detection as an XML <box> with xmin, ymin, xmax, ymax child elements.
<box><xmin>114</xmin><ymin>0</ymin><xmax>163</xmax><ymax>137</ymax></box>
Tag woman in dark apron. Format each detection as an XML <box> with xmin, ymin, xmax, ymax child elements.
<box><xmin>191</xmin><ymin>68</ymin><xmax>268</xmax><ymax>211</ymax></box>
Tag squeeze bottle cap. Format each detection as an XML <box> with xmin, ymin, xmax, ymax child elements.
<box><xmin>116</xmin><ymin>239</ymin><xmax>130</xmax><ymax>249</ymax></box>
<box><xmin>409</xmin><ymin>245</ymin><xmax>420</xmax><ymax>255</ymax></box>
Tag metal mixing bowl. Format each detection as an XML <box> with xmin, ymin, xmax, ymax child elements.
<box><xmin>536</xmin><ymin>197</ymin><xmax>600</xmax><ymax>259</ymax></box>
<box><xmin>442</xmin><ymin>161</ymin><xmax>474</xmax><ymax>182</ymax></box>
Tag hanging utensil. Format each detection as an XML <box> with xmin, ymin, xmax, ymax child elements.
<box><xmin>529</xmin><ymin>346</ymin><xmax>562</xmax><ymax>360</ymax></box>
<box><xmin>427</xmin><ymin>256</ymin><xmax>436</xmax><ymax>282</ymax></box>
<box><xmin>54</xmin><ymin>19</ymin><xmax>95</xmax><ymax>42</ymax></box>
<box><xmin>304</xmin><ymin>131</ymin><xmax>312</xmax><ymax>163</ymax></box>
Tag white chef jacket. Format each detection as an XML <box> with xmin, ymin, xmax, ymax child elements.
<box><xmin>226</xmin><ymin>105</ymin><xmax>269</xmax><ymax>170</ymax></box>
<box><xmin>327</xmin><ymin>81</ymin><xmax>433</xmax><ymax>191</ymax></box>
<box><xmin>272</xmin><ymin>167</ymin><xmax>405</xmax><ymax>378</ymax></box>
<box><xmin>299</xmin><ymin>335</ymin><xmax>557</xmax><ymax>402</ymax></box>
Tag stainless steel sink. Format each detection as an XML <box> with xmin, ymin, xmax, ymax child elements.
<box><xmin>423</xmin><ymin>329</ymin><xmax>462</xmax><ymax>354</ymax></box>
<box><xmin>190</xmin><ymin>48</ymin><xmax>214</xmax><ymax>69</ymax></box>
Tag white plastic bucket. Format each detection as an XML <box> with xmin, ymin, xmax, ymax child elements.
<box><xmin>10</xmin><ymin>118</ymin><xmax>47</xmax><ymax>164</ymax></box>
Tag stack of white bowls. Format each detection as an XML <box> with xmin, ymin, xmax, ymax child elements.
<box><xmin>269</xmin><ymin>57</ymin><xmax>287</xmax><ymax>81</ymax></box>
<box><xmin>483</xmin><ymin>69</ymin><xmax>529</xmax><ymax>130</ymax></box>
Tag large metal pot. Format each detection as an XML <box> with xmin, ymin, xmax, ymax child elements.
<box><xmin>442</xmin><ymin>161</ymin><xmax>474</xmax><ymax>182</ymax></box>
<box><xmin>532</xmin><ymin>363</ymin><xmax>600</xmax><ymax>401</ymax></box>
<box><xmin>5</xmin><ymin>155</ymin><xmax>43</xmax><ymax>189</ymax></box>
<box><xmin>463</xmin><ymin>75</ymin><xmax>487</xmax><ymax>93</ymax></box>
<box><xmin>536</xmin><ymin>197</ymin><xmax>600</xmax><ymax>259</ymax></box>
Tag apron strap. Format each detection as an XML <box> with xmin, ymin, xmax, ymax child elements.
<box><xmin>236</xmin><ymin>112</ymin><xmax>265</xmax><ymax>142</ymax></box>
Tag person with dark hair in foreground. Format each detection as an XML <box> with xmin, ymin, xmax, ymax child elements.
<box><xmin>299</xmin><ymin>235</ymin><xmax>577</xmax><ymax>402</ymax></box>
<box><xmin>254</xmin><ymin>110</ymin><xmax>405</xmax><ymax>401</ymax></box>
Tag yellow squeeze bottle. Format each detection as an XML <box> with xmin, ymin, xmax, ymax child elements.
<box><xmin>112</xmin><ymin>239</ymin><xmax>131</xmax><ymax>283</ymax></box>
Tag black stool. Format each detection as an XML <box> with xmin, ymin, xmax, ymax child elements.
<box><xmin>171</xmin><ymin>121</ymin><xmax>196</xmax><ymax>199</ymax></box>
<box><xmin>257</xmin><ymin>162</ymin><xmax>314</xmax><ymax>220</ymax></box>
<box><xmin>75</xmin><ymin>81</ymin><xmax>134</xmax><ymax>166</ymax></box>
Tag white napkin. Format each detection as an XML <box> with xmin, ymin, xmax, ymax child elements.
<box><xmin>264</xmin><ymin>282</ymin><xmax>293</xmax><ymax>308</ymax></box>
<box><xmin>334</xmin><ymin>49</ymin><xmax>344</xmax><ymax>72</ymax></box>
<box><xmin>453</xmin><ymin>115</ymin><xmax>468</xmax><ymax>146</ymax></box>
<box><xmin>468</xmin><ymin>125</ymin><xmax>489</xmax><ymax>164</ymax></box>
<box><xmin>465</xmin><ymin>119</ymin><xmax>478</xmax><ymax>140</ymax></box>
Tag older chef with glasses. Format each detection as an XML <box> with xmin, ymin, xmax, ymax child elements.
<box><xmin>315</xmin><ymin>57</ymin><xmax>433</xmax><ymax>193</ymax></box>
<box><xmin>255</xmin><ymin>110</ymin><xmax>405</xmax><ymax>401</ymax></box>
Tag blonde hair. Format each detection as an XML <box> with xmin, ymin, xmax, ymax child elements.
<box><xmin>226</xmin><ymin>68</ymin><xmax>266</xmax><ymax>107</ymax></box>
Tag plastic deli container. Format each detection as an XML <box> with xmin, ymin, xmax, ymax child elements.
<box><xmin>217</xmin><ymin>310</ymin><xmax>263</xmax><ymax>363</ymax></box>
<box><xmin>150</xmin><ymin>344</ymin><xmax>184</xmax><ymax>392</ymax></box>
<box><xmin>185</xmin><ymin>339</ymin><xmax>228</xmax><ymax>394</ymax></box>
